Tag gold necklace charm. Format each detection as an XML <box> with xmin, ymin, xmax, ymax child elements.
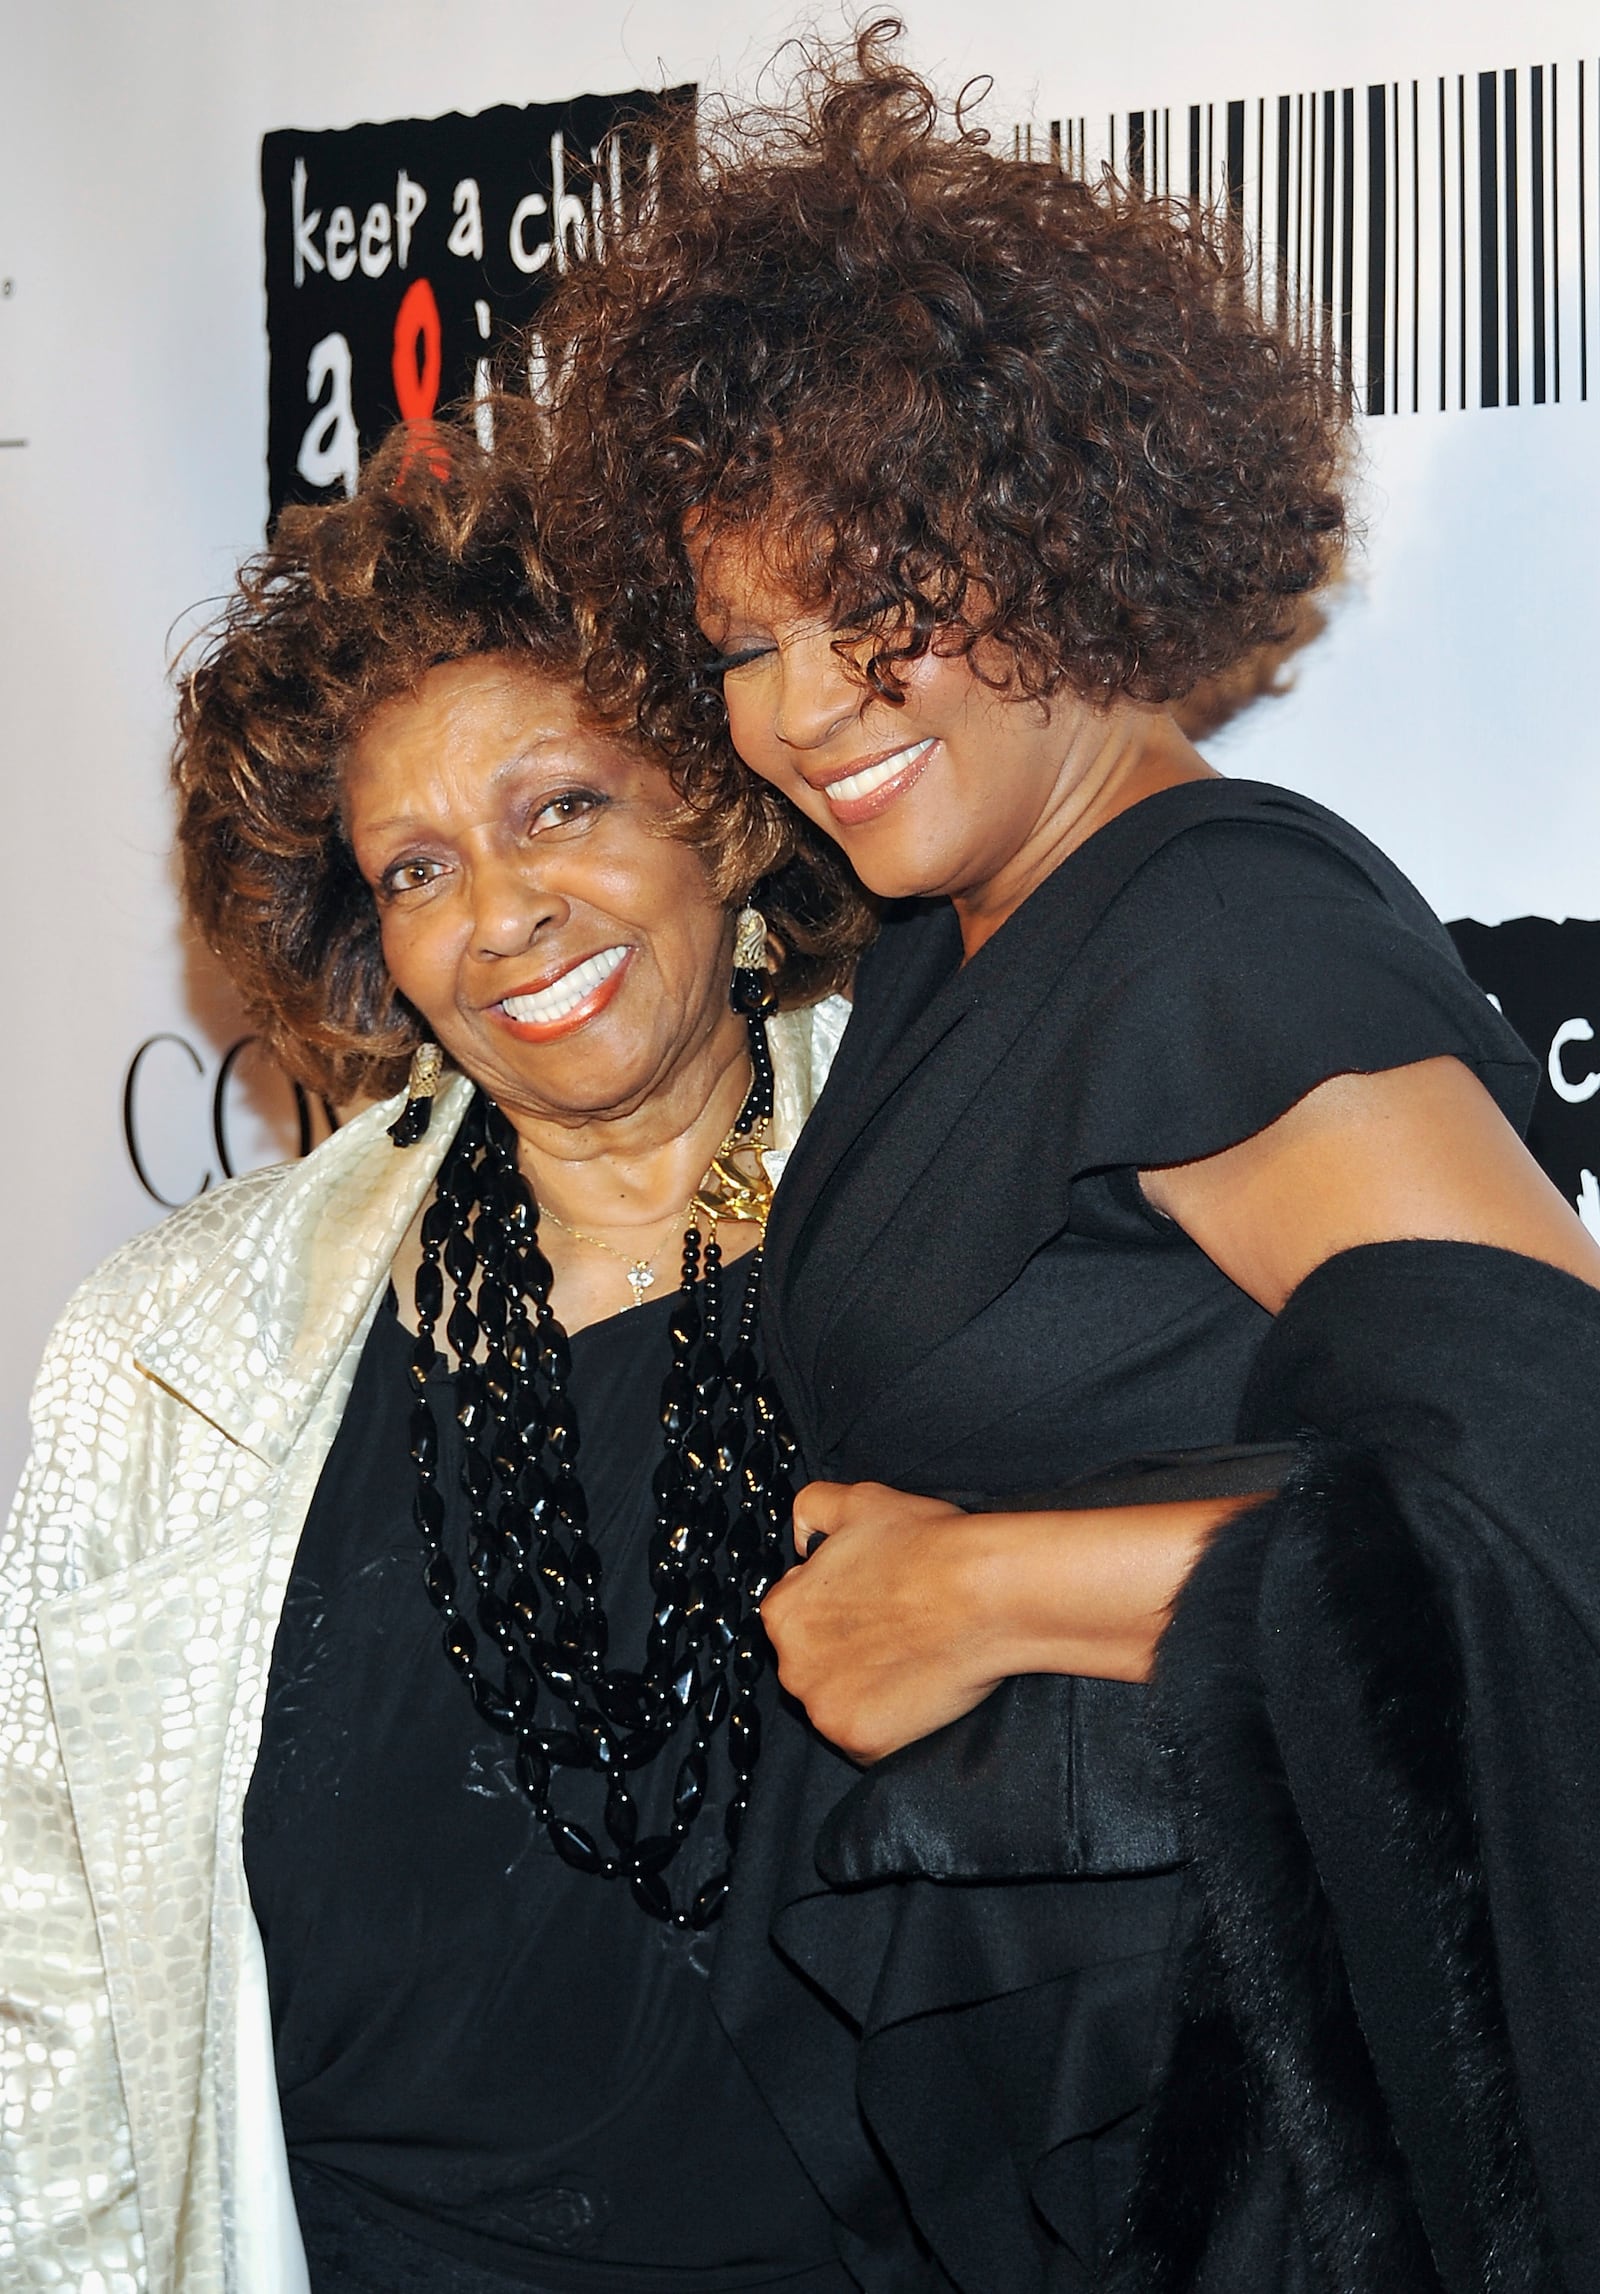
<box><xmin>690</xmin><ymin>1130</ymin><xmax>774</xmax><ymax>1234</ymax></box>
<box><xmin>534</xmin><ymin>1068</ymin><xmax>774</xmax><ymax>1308</ymax></box>
<box><xmin>538</xmin><ymin>1202</ymin><xmax>692</xmax><ymax>1309</ymax></box>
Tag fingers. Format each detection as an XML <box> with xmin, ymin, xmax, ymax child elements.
<box><xmin>791</xmin><ymin>1478</ymin><xmax>848</xmax><ymax>1558</ymax></box>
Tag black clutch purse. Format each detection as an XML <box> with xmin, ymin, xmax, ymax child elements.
<box><xmin>813</xmin><ymin>1443</ymin><xmax>1298</xmax><ymax>1887</ymax></box>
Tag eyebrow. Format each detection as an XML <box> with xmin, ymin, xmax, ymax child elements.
<box><xmin>352</xmin><ymin>737</ymin><xmax>599</xmax><ymax>840</ymax></box>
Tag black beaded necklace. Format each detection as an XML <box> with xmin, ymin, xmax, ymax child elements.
<box><xmin>400</xmin><ymin>1003</ymin><xmax>793</xmax><ymax>1929</ymax></box>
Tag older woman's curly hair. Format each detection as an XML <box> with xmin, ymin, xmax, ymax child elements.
<box><xmin>541</xmin><ymin>19</ymin><xmax>1347</xmax><ymax>781</ymax></box>
<box><xmin>174</xmin><ymin>409</ymin><xmax>872</xmax><ymax>1103</ymax></box>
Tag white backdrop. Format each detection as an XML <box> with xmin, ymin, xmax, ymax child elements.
<box><xmin>2</xmin><ymin>0</ymin><xmax>1597</xmax><ymax>1500</ymax></box>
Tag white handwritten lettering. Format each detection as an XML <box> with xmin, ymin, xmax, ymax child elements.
<box><xmin>396</xmin><ymin>170</ymin><xmax>427</xmax><ymax>267</ymax></box>
<box><xmin>1549</xmin><ymin>1017</ymin><xmax>1600</xmax><ymax>1105</ymax></box>
<box><xmin>1578</xmin><ymin>1170</ymin><xmax>1600</xmax><ymax>1238</ymax></box>
<box><xmin>450</xmin><ymin>177</ymin><xmax>484</xmax><ymax>261</ymax></box>
<box><xmin>325</xmin><ymin>205</ymin><xmax>357</xmax><ymax>281</ymax></box>
<box><xmin>359</xmin><ymin>203</ymin><xmax>392</xmax><ymax>277</ymax></box>
<box><xmin>297</xmin><ymin>332</ymin><xmax>359</xmax><ymax>497</ymax></box>
<box><xmin>550</xmin><ymin>132</ymin><xmax>589</xmax><ymax>273</ymax></box>
<box><xmin>509</xmin><ymin>191</ymin><xmax>550</xmax><ymax>274</ymax></box>
<box><xmin>292</xmin><ymin>157</ymin><xmax>324</xmax><ymax>285</ymax></box>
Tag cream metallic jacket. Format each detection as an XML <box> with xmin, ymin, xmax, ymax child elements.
<box><xmin>0</xmin><ymin>1002</ymin><xmax>846</xmax><ymax>2294</ymax></box>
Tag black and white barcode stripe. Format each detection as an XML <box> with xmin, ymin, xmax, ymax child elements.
<box><xmin>1024</xmin><ymin>62</ymin><xmax>1600</xmax><ymax>413</ymax></box>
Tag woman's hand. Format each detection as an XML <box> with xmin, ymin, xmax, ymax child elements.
<box><xmin>761</xmin><ymin>1480</ymin><xmax>1253</xmax><ymax>1765</ymax></box>
<box><xmin>760</xmin><ymin>1481</ymin><xmax>1004</xmax><ymax>1764</ymax></box>
<box><xmin>763</xmin><ymin>1068</ymin><xmax>1600</xmax><ymax>1772</ymax></box>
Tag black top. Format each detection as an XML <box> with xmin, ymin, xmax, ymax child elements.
<box><xmin>244</xmin><ymin>1283</ymin><xmax>845</xmax><ymax>2293</ymax></box>
<box><xmin>765</xmin><ymin>778</ymin><xmax>1535</xmax><ymax>1495</ymax></box>
<box><xmin>721</xmin><ymin>779</ymin><xmax>1539</xmax><ymax>2291</ymax></box>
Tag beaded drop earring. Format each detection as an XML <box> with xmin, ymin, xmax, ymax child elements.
<box><xmin>389</xmin><ymin>1040</ymin><xmax>445</xmax><ymax>1147</ymax></box>
<box><xmin>730</xmin><ymin>906</ymin><xmax>772</xmax><ymax>1022</ymax></box>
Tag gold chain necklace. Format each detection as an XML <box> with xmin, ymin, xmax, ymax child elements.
<box><xmin>537</xmin><ymin>1198</ymin><xmax>697</xmax><ymax>1309</ymax></box>
<box><xmin>534</xmin><ymin>1085</ymin><xmax>776</xmax><ymax>1311</ymax></box>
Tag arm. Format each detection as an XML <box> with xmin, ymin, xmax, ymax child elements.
<box><xmin>763</xmin><ymin>1056</ymin><xmax>1600</xmax><ymax>1763</ymax></box>
<box><xmin>1140</xmin><ymin>1052</ymin><xmax>1600</xmax><ymax>1309</ymax></box>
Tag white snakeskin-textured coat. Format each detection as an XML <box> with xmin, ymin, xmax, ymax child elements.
<box><xmin>0</xmin><ymin>1000</ymin><xmax>847</xmax><ymax>2294</ymax></box>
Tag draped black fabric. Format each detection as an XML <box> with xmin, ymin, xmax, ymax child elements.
<box><xmin>705</xmin><ymin>780</ymin><xmax>1544</xmax><ymax>2292</ymax></box>
<box><xmin>1117</xmin><ymin>1242</ymin><xmax>1600</xmax><ymax>2292</ymax></box>
<box><xmin>764</xmin><ymin>780</ymin><xmax>1533</xmax><ymax>1499</ymax></box>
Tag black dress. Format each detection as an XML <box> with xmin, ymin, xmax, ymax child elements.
<box><xmin>722</xmin><ymin>780</ymin><xmax>1538</xmax><ymax>2292</ymax></box>
<box><xmin>244</xmin><ymin>1282</ymin><xmax>851</xmax><ymax>2294</ymax></box>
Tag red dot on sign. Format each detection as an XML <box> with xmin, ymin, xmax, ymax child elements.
<box><xmin>392</xmin><ymin>277</ymin><xmax>450</xmax><ymax>480</ymax></box>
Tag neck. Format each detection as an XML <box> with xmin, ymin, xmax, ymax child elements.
<box><xmin>952</xmin><ymin>703</ymin><xmax>1215</xmax><ymax>960</ymax></box>
<box><xmin>500</xmin><ymin>1009</ymin><xmax>753</xmax><ymax>1240</ymax></box>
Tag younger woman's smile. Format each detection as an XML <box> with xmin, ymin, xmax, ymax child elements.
<box><xmin>814</xmin><ymin>738</ymin><xmax>938</xmax><ymax>825</ymax></box>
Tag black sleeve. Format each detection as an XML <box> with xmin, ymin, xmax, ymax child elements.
<box><xmin>1048</xmin><ymin>813</ymin><xmax>1538</xmax><ymax>1177</ymax></box>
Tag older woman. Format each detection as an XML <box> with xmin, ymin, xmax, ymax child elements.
<box><xmin>0</xmin><ymin>418</ymin><xmax>867</xmax><ymax>2293</ymax></box>
<box><xmin>540</xmin><ymin>27</ymin><xmax>1600</xmax><ymax>2293</ymax></box>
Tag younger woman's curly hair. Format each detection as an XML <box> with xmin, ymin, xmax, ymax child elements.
<box><xmin>541</xmin><ymin>18</ymin><xmax>1348</xmax><ymax>783</ymax></box>
<box><xmin>174</xmin><ymin>409</ymin><xmax>873</xmax><ymax>1102</ymax></box>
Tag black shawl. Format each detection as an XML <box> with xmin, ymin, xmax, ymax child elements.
<box><xmin>1115</xmin><ymin>1239</ymin><xmax>1600</xmax><ymax>2294</ymax></box>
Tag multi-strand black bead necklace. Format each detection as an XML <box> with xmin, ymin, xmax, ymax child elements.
<box><xmin>396</xmin><ymin>1003</ymin><xmax>793</xmax><ymax>1929</ymax></box>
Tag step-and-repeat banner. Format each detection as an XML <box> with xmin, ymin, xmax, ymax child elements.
<box><xmin>2</xmin><ymin>0</ymin><xmax>1598</xmax><ymax>1496</ymax></box>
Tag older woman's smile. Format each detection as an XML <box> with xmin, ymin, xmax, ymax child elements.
<box><xmin>343</xmin><ymin>653</ymin><xmax>757</xmax><ymax>1147</ymax></box>
<box><xmin>494</xmin><ymin>944</ymin><xmax>633</xmax><ymax>1039</ymax></box>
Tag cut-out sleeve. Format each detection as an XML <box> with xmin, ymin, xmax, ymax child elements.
<box><xmin>1047</xmin><ymin>815</ymin><xmax>1537</xmax><ymax>1178</ymax></box>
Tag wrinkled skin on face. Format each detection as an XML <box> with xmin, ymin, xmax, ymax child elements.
<box><xmin>345</xmin><ymin>653</ymin><xmax>761</xmax><ymax>1332</ymax></box>
<box><xmin>344</xmin><ymin>653</ymin><xmax>746</xmax><ymax>1135</ymax></box>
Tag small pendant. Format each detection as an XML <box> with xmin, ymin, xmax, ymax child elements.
<box><xmin>627</xmin><ymin>1262</ymin><xmax>656</xmax><ymax>1307</ymax></box>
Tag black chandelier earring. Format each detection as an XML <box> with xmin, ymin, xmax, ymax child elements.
<box><xmin>389</xmin><ymin>1040</ymin><xmax>445</xmax><ymax>1148</ymax></box>
<box><xmin>729</xmin><ymin>906</ymin><xmax>775</xmax><ymax>1135</ymax></box>
<box><xmin>730</xmin><ymin>905</ymin><xmax>771</xmax><ymax>1019</ymax></box>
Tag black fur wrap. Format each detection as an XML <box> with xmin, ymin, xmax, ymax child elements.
<box><xmin>1114</xmin><ymin>1241</ymin><xmax>1600</xmax><ymax>2294</ymax></box>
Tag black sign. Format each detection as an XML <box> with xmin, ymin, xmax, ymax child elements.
<box><xmin>1449</xmin><ymin>917</ymin><xmax>1600</xmax><ymax>1231</ymax></box>
<box><xmin>262</xmin><ymin>87</ymin><xmax>689</xmax><ymax>520</ymax></box>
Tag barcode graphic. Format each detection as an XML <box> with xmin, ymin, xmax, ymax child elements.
<box><xmin>1022</xmin><ymin>62</ymin><xmax>1600</xmax><ymax>413</ymax></box>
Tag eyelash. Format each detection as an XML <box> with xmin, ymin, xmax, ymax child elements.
<box><xmin>532</xmin><ymin>789</ymin><xmax>603</xmax><ymax>829</ymax></box>
<box><xmin>704</xmin><ymin>645</ymin><xmax>774</xmax><ymax>677</ymax></box>
<box><xmin>703</xmin><ymin>602</ymin><xmax>911</xmax><ymax>681</ymax></box>
<box><xmin>379</xmin><ymin>857</ymin><xmax>443</xmax><ymax>898</ymax></box>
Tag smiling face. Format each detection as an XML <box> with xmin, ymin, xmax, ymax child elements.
<box><xmin>692</xmin><ymin>527</ymin><xmax>1094</xmax><ymax>907</ymax></box>
<box><xmin>691</xmin><ymin>526</ymin><xmax>1211</xmax><ymax>942</ymax></box>
<box><xmin>343</xmin><ymin>654</ymin><xmax>743</xmax><ymax>1129</ymax></box>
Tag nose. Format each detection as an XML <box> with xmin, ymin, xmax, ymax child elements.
<box><xmin>771</xmin><ymin>628</ymin><xmax>865</xmax><ymax>755</ymax></box>
<box><xmin>467</xmin><ymin>846</ymin><xmax>565</xmax><ymax>961</ymax></box>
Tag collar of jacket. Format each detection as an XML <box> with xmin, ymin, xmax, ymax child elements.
<box><xmin>129</xmin><ymin>998</ymin><xmax>845</xmax><ymax>1471</ymax></box>
<box><xmin>133</xmin><ymin>1072</ymin><xmax>476</xmax><ymax>1468</ymax></box>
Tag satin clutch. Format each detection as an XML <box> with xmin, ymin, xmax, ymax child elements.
<box><xmin>813</xmin><ymin>1442</ymin><xmax>1298</xmax><ymax>1887</ymax></box>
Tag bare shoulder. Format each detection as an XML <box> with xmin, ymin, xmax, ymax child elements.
<box><xmin>1143</xmin><ymin>1055</ymin><xmax>1600</xmax><ymax>1312</ymax></box>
